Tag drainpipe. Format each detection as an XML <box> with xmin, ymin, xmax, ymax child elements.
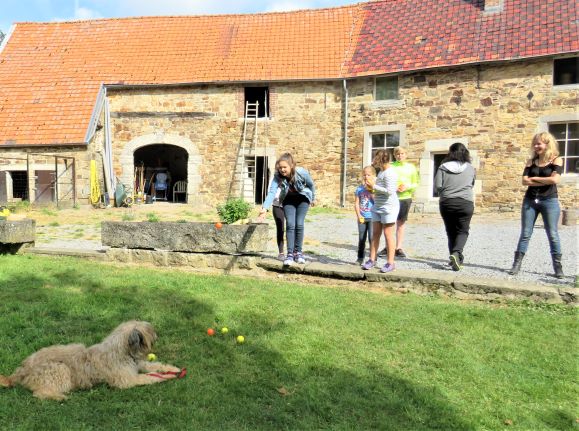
<box><xmin>341</xmin><ymin>79</ymin><xmax>348</xmax><ymax>207</ymax></box>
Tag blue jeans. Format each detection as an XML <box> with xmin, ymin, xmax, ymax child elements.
<box><xmin>283</xmin><ymin>195</ymin><xmax>310</xmax><ymax>254</ymax></box>
<box><xmin>516</xmin><ymin>197</ymin><xmax>561</xmax><ymax>255</ymax></box>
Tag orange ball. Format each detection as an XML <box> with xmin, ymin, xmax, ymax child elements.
<box><xmin>207</xmin><ymin>328</ymin><xmax>215</xmax><ymax>336</ymax></box>
<box><xmin>215</xmin><ymin>222</ymin><xmax>223</xmax><ymax>229</ymax></box>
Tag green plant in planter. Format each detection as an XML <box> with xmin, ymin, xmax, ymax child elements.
<box><xmin>216</xmin><ymin>198</ymin><xmax>252</xmax><ymax>224</ymax></box>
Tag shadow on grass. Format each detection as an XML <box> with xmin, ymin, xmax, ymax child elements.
<box><xmin>0</xmin><ymin>257</ymin><xmax>473</xmax><ymax>430</ymax></box>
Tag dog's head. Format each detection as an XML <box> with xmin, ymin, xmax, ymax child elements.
<box><xmin>108</xmin><ymin>320</ymin><xmax>158</xmax><ymax>359</ymax></box>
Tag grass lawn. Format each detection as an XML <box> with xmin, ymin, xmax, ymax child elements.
<box><xmin>0</xmin><ymin>255</ymin><xmax>576</xmax><ymax>430</ymax></box>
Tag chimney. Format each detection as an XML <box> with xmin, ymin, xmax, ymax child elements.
<box><xmin>484</xmin><ymin>0</ymin><xmax>504</xmax><ymax>13</ymax></box>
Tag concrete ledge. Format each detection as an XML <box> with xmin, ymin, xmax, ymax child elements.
<box><xmin>25</xmin><ymin>247</ymin><xmax>107</xmax><ymax>260</ymax></box>
<box><xmin>257</xmin><ymin>258</ymin><xmax>577</xmax><ymax>305</ymax></box>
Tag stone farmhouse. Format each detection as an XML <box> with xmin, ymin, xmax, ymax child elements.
<box><xmin>0</xmin><ymin>0</ymin><xmax>577</xmax><ymax>211</ymax></box>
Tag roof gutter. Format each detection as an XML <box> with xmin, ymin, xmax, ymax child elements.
<box><xmin>341</xmin><ymin>79</ymin><xmax>348</xmax><ymax>207</ymax></box>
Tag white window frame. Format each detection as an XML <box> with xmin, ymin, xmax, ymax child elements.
<box><xmin>548</xmin><ymin>122</ymin><xmax>579</xmax><ymax>175</ymax></box>
<box><xmin>363</xmin><ymin>124</ymin><xmax>406</xmax><ymax>167</ymax></box>
<box><xmin>538</xmin><ymin>113</ymin><xmax>579</xmax><ymax>181</ymax></box>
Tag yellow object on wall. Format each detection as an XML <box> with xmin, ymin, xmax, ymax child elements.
<box><xmin>90</xmin><ymin>160</ymin><xmax>101</xmax><ymax>206</ymax></box>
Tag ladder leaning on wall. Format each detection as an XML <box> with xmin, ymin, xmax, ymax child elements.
<box><xmin>238</xmin><ymin>101</ymin><xmax>259</xmax><ymax>202</ymax></box>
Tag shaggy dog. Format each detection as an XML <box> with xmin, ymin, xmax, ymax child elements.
<box><xmin>0</xmin><ymin>320</ymin><xmax>183</xmax><ymax>400</ymax></box>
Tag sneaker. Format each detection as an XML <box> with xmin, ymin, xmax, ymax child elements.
<box><xmin>377</xmin><ymin>248</ymin><xmax>388</xmax><ymax>257</ymax></box>
<box><xmin>361</xmin><ymin>259</ymin><xmax>375</xmax><ymax>270</ymax></box>
<box><xmin>277</xmin><ymin>253</ymin><xmax>285</xmax><ymax>261</ymax></box>
<box><xmin>295</xmin><ymin>253</ymin><xmax>306</xmax><ymax>264</ymax></box>
<box><xmin>449</xmin><ymin>253</ymin><xmax>462</xmax><ymax>271</ymax></box>
<box><xmin>380</xmin><ymin>263</ymin><xmax>395</xmax><ymax>273</ymax></box>
<box><xmin>395</xmin><ymin>249</ymin><xmax>406</xmax><ymax>258</ymax></box>
<box><xmin>283</xmin><ymin>255</ymin><xmax>294</xmax><ymax>266</ymax></box>
<box><xmin>356</xmin><ymin>257</ymin><xmax>364</xmax><ymax>265</ymax></box>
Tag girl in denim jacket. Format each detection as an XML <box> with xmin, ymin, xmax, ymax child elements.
<box><xmin>259</xmin><ymin>153</ymin><xmax>316</xmax><ymax>266</ymax></box>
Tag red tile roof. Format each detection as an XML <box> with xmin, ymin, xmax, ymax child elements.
<box><xmin>347</xmin><ymin>0</ymin><xmax>579</xmax><ymax>76</ymax></box>
<box><xmin>0</xmin><ymin>0</ymin><xmax>576</xmax><ymax>146</ymax></box>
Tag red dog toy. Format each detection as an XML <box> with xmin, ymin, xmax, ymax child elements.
<box><xmin>147</xmin><ymin>368</ymin><xmax>187</xmax><ymax>379</ymax></box>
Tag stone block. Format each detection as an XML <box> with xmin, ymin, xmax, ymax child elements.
<box><xmin>102</xmin><ymin>221</ymin><xmax>270</xmax><ymax>254</ymax></box>
<box><xmin>0</xmin><ymin>219</ymin><xmax>35</xmax><ymax>253</ymax></box>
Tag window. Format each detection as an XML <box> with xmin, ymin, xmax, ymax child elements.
<box><xmin>244</xmin><ymin>87</ymin><xmax>269</xmax><ymax>118</ymax></box>
<box><xmin>375</xmin><ymin>76</ymin><xmax>398</xmax><ymax>101</ymax></box>
<box><xmin>370</xmin><ymin>131</ymin><xmax>400</xmax><ymax>160</ymax></box>
<box><xmin>549</xmin><ymin>122</ymin><xmax>578</xmax><ymax>174</ymax></box>
<box><xmin>553</xmin><ymin>57</ymin><xmax>578</xmax><ymax>86</ymax></box>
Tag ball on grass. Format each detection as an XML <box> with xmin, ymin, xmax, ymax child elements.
<box><xmin>207</xmin><ymin>328</ymin><xmax>215</xmax><ymax>336</ymax></box>
<box><xmin>221</xmin><ymin>327</ymin><xmax>229</xmax><ymax>334</ymax></box>
<box><xmin>147</xmin><ymin>353</ymin><xmax>157</xmax><ymax>362</ymax></box>
<box><xmin>236</xmin><ymin>335</ymin><xmax>245</xmax><ymax>344</ymax></box>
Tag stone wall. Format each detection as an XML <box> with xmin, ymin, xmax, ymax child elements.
<box><xmin>1</xmin><ymin>57</ymin><xmax>576</xmax><ymax>211</ymax></box>
<box><xmin>345</xmin><ymin>58</ymin><xmax>578</xmax><ymax>212</ymax></box>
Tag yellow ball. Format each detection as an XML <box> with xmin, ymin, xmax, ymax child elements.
<box><xmin>147</xmin><ymin>353</ymin><xmax>157</xmax><ymax>362</ymax></box>
<box><xmin>221</xmin><ymin>327</ymin><xmax>229</xmax><ymax>334</ymax></box>
<box><xmin>236</xmin><ymin>335</ymin><xmax>245</xmax><ymax>344</ymax></box>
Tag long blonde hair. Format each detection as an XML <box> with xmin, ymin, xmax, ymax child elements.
<box><xmin>532</xmin><ymin>132</ymin><xmax>559</xmax><ymax>162</ymax></box>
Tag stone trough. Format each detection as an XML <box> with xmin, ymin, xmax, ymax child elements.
<box><xmin>101</xmin><ymin>221</ymin><xmax>270</xmax><ymax>273</ymax></box>
<box><xmin>0</xmin><ymin>219</ymin><xmax>36</xmax><ymax>254</ymax></box>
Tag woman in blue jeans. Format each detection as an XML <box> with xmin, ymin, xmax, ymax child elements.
<box><xmin>509</xmin><ymin>132</ymin><xmax>564</xmax><ymax>278</ymax></box>
<box><xmin>259</xmin><ymin>153</ymin><xmax>316</xmax><ymax>266</ymax></box>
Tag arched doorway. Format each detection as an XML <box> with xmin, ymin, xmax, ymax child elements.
<box><xmin>134</xmin><ymin>144</ymin><xmax>188</xmax><ymax>202</ymax></box>
<box><xmin>120</xmin><ymin>132</ymin><xmax>201</xmax><ymax>204</ymax></box>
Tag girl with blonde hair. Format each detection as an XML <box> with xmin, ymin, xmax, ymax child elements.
<box><xmin>508</xmin><ymin>132</ymin><xmax>564</xmax><ymax>278</ymax></box>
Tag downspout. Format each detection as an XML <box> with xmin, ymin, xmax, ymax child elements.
<box><xmin>341</xmin><ymin>79</ymin><xmax>349</xmax><ymax>207</ymax></box>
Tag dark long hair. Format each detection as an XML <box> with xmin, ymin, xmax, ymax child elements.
<box><xmin>443</xmin><ymin>142</ymin><xmax>471</xmax><ymax>164</ymax></box>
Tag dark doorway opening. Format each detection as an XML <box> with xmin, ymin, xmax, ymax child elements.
<box><xmin>244</xmin><ymin>87</ymin><xmax>269</xmax><ymax>118</ymax></box>
<box><xmin>134</xmin><ymin>144</ymin><xmax>188</xmax><ymax>202</ymax></box>
<box><xmin>432</xmin><ymin>153</ymin><xmax>446</xmax><ymax>198</ymax></box>
<box><xmin>11</xmin><ymin>171</ymin><xmax>29</xmax><ymax>201</ymax></box>
<box><xmin>244</xmin><ymin>156</ymin><xmax>269</xmax><ymax>204</ymax></box>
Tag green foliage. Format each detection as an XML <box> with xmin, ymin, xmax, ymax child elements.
<box><xmin>0</xmin><ymin>255</ymin><xmax>576</xmax><ymax>431</ymax></box>
<box><xmin>216</xmin><ymin>198</ymin><xmax>252</xmax><ymax>224</ymax></box>
<box><xmin>41</xmin><ymin>207</ymin><xmax>58</xmax><ymax>217</ymax></box>
<box><xmin>121</xmin><ymin>212</ymin><xmax>135</xmax><ymax>222</ymax></box>
<box><xmin>146</xmin><ymin>212</ymin><xmax>160</xmax><ymax>222</ymax></box>
<box><xmin>48</xmin><ymin>221</ymin><xmax>60</xmax><ymax>227</ymax></box>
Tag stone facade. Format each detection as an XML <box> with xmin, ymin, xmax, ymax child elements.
<box><xmin>0</xmin><ymin>58</ymin><xmax>577</xmax><ymax>212</ymax></box>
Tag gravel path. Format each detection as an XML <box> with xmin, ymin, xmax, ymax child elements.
<box><xmin>33</xmin><ymin>210</ymin><xmax>577</xmax><ymax>288</ymax></box>
<box><xmin>267</xmin><ymin>212</ymin><xmax>577</xmax><ymax>288</ymax></box>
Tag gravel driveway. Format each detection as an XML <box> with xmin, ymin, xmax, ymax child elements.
<box><xmin>283</xmin><ymin>212</ymin><xmax>577</xmax><ymax>288</ymax></box>
<box><xmin>32</xmin><ymin>206</ymin><xmax>576</xmax><ymax>288</ymax></box>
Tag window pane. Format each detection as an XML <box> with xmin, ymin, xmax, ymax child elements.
<box><xmin>568</xmin><ymin>123</ymin><xmax>579</xmax><ymax>140</ymax></box>
<box><xmin>549</xmin><ymin>123</ymin><xmax>567</xmax><ymax>140</ymax></box>
<box><xmin>371</xmin><ymin>134</ymin><xmax>385</xmax><ymax>149</ymax></box>
<box><xmin>376</xmin><ymin>77</ymin><xmax>398</xmax><ymax>100</ymax></box>
<box><xmin>385</xmin><ymin>132</ymin><xmax>400</xmax><ymax>148</ymax></box>
<box><xmin>565</xmin><ymin>157</ymin><xmax>579</xmax><ymax>174</ymax></box>
<box><xmin>566</xmin><ymin>140</ymin><xmax>579</xmax><ymax>157</ymax></box>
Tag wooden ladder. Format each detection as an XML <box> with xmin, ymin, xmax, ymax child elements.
<box><xmin>239</xmin><ymin>101</ymin><xmax>259</xmax><ymax>200</ymax></box>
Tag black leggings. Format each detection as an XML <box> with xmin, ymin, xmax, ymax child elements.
<box><xmin>273</xmin><ymin>205</ymin><xmax>285</xmax><ymax>254</ymax></box>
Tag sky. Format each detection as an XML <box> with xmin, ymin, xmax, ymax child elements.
<box><xmin>0</xmin><ymin>0</ymin><xmax>359</xmax><ymax>35</ymax></box>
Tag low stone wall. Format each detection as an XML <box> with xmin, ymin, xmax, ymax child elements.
<box><xmin>104</xmin><ymin>248</ymin><xmax>262</xmax><ymax>274</ymax></box>
<box><xmin>102</xmin><ymin>221</ymin><xmax>269</xmax><ymax>254</ymax></box>
<box><xmin>0</xmin><ymin>219</ymin><xmax>35</xmax><ymax>254</ymax></box>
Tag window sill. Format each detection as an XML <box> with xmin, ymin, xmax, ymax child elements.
<box><xmin>560</xmin><ymin>173</ymin><xmax>578</xmax><ymax>184</ymax></box>
<box><xmin>552</xmin><ymin>83</ymin><xmax>579</xmax><ymax>91</ymax></box>
<box><xmin>369</xmin><ymin>100</ymin><xmax>404</xmax><ymax>109</ymax></box>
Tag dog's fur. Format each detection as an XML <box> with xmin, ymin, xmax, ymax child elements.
<box><xmin>0</xmin><ymin>320</ymin><xmax>181</xmax><ymax>400</ymax></box>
